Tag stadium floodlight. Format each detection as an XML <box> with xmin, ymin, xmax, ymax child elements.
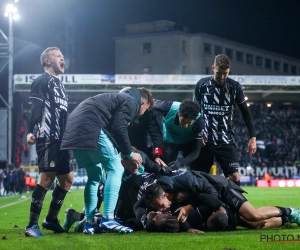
<box><xmin>5</xmin><ymin>4</ymin><xmax>18</xmax><ymax>18</ymax></box>
<box><xmin>4</xmin><ymin>3</ymin><xmax>18</xmax><ymax>166</ymax></box>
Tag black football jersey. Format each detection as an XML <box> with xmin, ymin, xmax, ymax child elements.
<box><xmin>194</xmin><ymin>77</ymin><xmax>245</xmax><ymax>145</ymax></box>
<box><xmin>30</xmin><ymin>72</ymin><xmax>68</xmax><ymax>140</ymax></box>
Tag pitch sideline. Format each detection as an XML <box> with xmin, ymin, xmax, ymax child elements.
<box><xmin>0</xmin><ymin>197</ymin><xmax>31</xmax><ymax>209</ymax></box>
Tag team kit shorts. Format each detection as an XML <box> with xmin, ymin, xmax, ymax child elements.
<box><xmin>196</xmin><ymin>143</ymin><xmax>239</xmax><ymax>176</ymax></box>
<box><xmin>222</xmin><ymin>188</ymin><xmax>248</xmax><ymax>212</ymax></box>
<box><xmin>36</xmin><ymin>138</ymin><xmax>73</xmax><ymax>175</ymax></box>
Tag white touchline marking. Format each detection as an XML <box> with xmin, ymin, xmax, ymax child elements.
<box><xmin>0</xmin><ymin>197</ymin><xmax>31</xmax><ymax>209</ymax></box>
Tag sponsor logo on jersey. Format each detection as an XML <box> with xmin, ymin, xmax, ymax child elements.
<box><xmin>232</xmin><ymin>198</ymin><xmax>239</xmax><ymax>207</ymax></box>
<box><xmin>50</xmin><ymin>161</ymin><xmax>55</xmax><ymax>168</ymax></box>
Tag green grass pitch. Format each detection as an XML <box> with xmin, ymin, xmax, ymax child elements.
<box><xmin>0</xmin><ymin>187</ymin><xmax>299</xmax><ymax>250</ymax></box>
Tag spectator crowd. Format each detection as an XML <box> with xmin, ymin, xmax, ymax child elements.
<box><xmin>235</xmin><ymin>103</ymin><xmax>300</xmax><ymax>169</ymax></box>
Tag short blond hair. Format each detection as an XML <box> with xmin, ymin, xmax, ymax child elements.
<box><xmin>40</xmin><ymin>47</ymin><xmax>60</xmax><ymax>67</ymax></box>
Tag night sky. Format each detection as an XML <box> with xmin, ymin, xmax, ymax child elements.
<box><xmin>0</xmin><ymin>0</ymin><xmax>300</xmax><ymax>101</ymax></box>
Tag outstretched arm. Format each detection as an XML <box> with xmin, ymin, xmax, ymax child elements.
<box><xmin>140</xmin><ymin>150</ymin><xmax>172</xmax><ymax>175</ymax></box>
<box><xmin>147</xmin><ymin>110</ymin><xmax>166</xmax><ymax>165</ymax></box>
<box><xmin>238</xmin><ymin>102</ymin><xmax>256</xmax><ymax>155</ymax></box>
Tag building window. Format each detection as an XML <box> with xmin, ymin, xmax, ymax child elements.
<box><xmin>205</xmin><ymin>67</ymin><xmax>210</xmax><ymax>74</ymax></box>
<box><xmin>225</xmin><ymin>48</ymin><xmax>233</xmax><ymax>60</ymax></box>
<box><xmin>291</xmin><ymin>65</ymin><xmax>297</xmax><ymax>75</ymax></box>
<box><xmin>143</xmin><ymin>67</ymin><xmax>151</xmax><ymax>74</ymax></box>
<box><xmin>246</xmin><ymin>54</ymin><xmax>253</xmax><ymax>65</ymax></box>
<box><xmin>283</xmin><ymin>63</ymin><xmax>289</xmax><ymax>73</ymax></box>
<box><xmin>265</xmin><ymin>58</ymin><xmax>272</xmax><ymax>69</ymax></box>
<box><xmin>236</xmin><ymin>51</ymin><xmax>244</xmax><ymax>62</ymax></box>
<box><xmin>143</xmin><ymin>42</ymin><xmax>151</xmax><ymax>54</ymax></box>
<box><xmin>274</xmin><ymin>61</ymin><xmax>281</xmax><ymax>71</ymax></box>
<box><xmin>182</xmin><ymin>41</ymin><xmax>186</xmax><ymax>53</ymax></box>
<box><xmin>214</xmin><ymin>45</ymin><xmax>222</xmax><ymax>55</ymax></box>
<box><xmin>256</xmin><ymin>56</ymin><xmax>263</xmax><ymax>67</ymax></box>
<box><xmin>225</xmin><ymin>49</ymin><xmax>234</xmax><ymax>60</ymax></box>
<box><xmin>182</xmin><ymin>65</ymin><xmax>187</xmax><ymax>74</ymax></box>
<box><xmin>203</xmin><ymin>43</ymin><xmax>212</xmax><ymax>55</ymax></box>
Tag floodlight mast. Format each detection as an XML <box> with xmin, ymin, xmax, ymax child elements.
<box><xmin>4</xmin><ymin>3</ymin><xmax>18</xmax><ymax>166</ymax></box>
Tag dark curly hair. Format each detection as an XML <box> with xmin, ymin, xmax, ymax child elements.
<box><xmin>214</xmin><ymin>54</ymin><xmax>230</xmax><ymax>70</ymax></box>
<box><xmin>144</xmin><ymin>184</ymin><xmax>165</xmax><ymax>208</ymax></box>
<box><xmin>155</xmin><ymin>214</ymin><xmax>180</xmax><ymax>233</ymax></box>
<box><xmin>179</xmin><ymin>99</ymin><xmax>200</xmax><ymax>120</ymax></box>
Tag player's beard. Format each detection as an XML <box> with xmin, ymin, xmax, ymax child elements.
<box><xmin>216</xmin><ymin>78</ymin><xmax>226</xmax><ymax>85</ymax></box>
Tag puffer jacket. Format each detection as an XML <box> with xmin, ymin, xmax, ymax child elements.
<box><xmin>157</xmin><ymin>170</ymin><xmax>219</xmax><ymax>198</ymax></box>
<box><xmin>157</xmin><ymin>170</ymin><xmax>247</xmax><ymax>199</ymax></box>
<box><xmin>61</xmin><ymin>87</ymin><xmax>141</xmax><ymax>155</ymax></box>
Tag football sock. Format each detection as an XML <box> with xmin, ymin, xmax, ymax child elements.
<box><xmin>46</xmin><ymin>185</ymin><xmax>68</xmax><ymax>222</ymax></box>
<box><xmin>276</xmin><ymin>206</ymin><xmax>291</xmax><ymax>217</ymax></box>
<box><xmin>281</xmin><ymin>216</ymin><xmax>290</xmax><ymax>225</ymax></box>
<box><xmin>28</xmin><ymin>184</ymin><xmax>47</xmax><ymax>227</ymax></box>
<box><xmin>86</xmin><ymin>220</ymin><xmax>97</xmax><ymax>225</ymax></box>
<box><xmin>95</xmin><ymin>216</ymin><xmax>101</xmax><ymax>224</ymax></box>
<box><xmin>70</xmin><ymin>210</ymin><xmax>83</xmax><ymax>221</ymax></box>
<box><xmin>80</xmin><ymin>213</ymin><xmax>85</xmax><ymax>221</ymax></box>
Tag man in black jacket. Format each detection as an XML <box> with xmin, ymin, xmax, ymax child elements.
<box><xmin>61</xmin><ymin>87</ymin><xmax>153</xmax><ymax>234</ymax></box>
<box><xmin>128</xmin><ymin>109</ymin><xmax>165</xmax><ymax>165</ymax></box>
<box><xmin>134</xmin><ymin>186</ymin><xmax>223</xmax><ymax>233</ymax></box>
<box><xmin>143</xmin><ymin>171</ymin><xmax>300</xmax><ymax>228</ymax></box>
<box><xmin>194</xmin><ymin>54</ymin><xmax>256</xmax><ymax>185</ymax></box>
<box><xmin>93</xmin><ymin>108</ymin><xmax>166</xmax><ymax>216</ymax></box>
